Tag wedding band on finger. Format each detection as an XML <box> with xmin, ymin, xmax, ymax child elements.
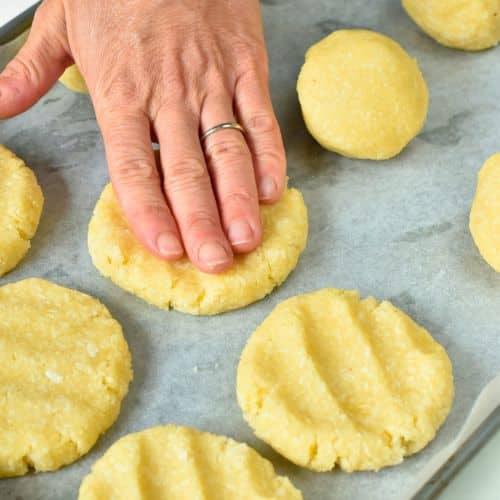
<box><xmin>200</xmin><ymin>122</ymin><xmax>245</xmax><ymax>142</ymax></box>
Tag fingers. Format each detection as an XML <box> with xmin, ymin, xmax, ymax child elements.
<box><xmin>235</xmin><ymin>70</ymin><xmax>287</xmax><ymax>204</ymax></box>
<box><xmin>97</xmin><ymin>105</ymin><xmax>184</xmax><ymax>260</ymax></box>
<box><xmin>0</xmin><ymin>0</ymin><xmax>70</xmax><ymax>118</ymax></box>
<box><xmin>201</xmin><ymin>95</ymin><xmax>262</xmax><ymax>254</ymax></box>
<box><xmin>155</xmin><ymin>105</ymin><xmax>233</xmax><ymax>274</ymax></box>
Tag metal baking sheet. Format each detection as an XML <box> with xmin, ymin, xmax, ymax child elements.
<box><xmin>0</xmin><ymin>2</ymin><xmax>39</xmax><ymax>45</ymax></box>
<box><xmin>414</xmin><ymin>393</ymin><xmax>500</xmax><ymax>499</ymax></box>
<box><xmin>1</xmin><ymin>1</ymin><xmax>499</xmax><ymax>499</ymax></box>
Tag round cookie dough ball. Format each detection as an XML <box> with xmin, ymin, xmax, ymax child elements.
<box><xmin>470</xmin><ymin>153</ymin><xmax>500</xmax><ymax>271</ymax></box>
<box><xmin>78</xmin><ymin>425</ymin><xmax>302</xmax><ymax>500</ymax></box>
<box><xmin>0</xmin><ymin>279</ymin><xmax>132</xmax><ymax>477</ymax></box>
<box><xmin>297</xmin><ymin>30</ymin><xmax>429</xmax><ymax>160</ymax></box>
<box><xmin>88</xmin><ymin>184</ymin><xmax>308</xmax><ymax>315</ymax></box>
<box><xmin>0</xmin><ymin>145</ymin><xmax>43</xmax><ymax>277</ymax></box>
<box><xmin>237</xmin><ymin>288</ymin><xmax>454</xmax><ymax>472</ymax></box>
<box><xmin>59</xmin><ymin>64</ymin><xmax>88</xmax><ymax>94</ymax></box>
<box><xmin>403</xmin><ymin>0</ymin><xmax>500</xmax><ymax>51</ymax></box>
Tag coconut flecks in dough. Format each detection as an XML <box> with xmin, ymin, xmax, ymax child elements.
<box><xmin>0</xmin><ymin>279</ymin><xmax>132</xmax><ymax>477</ymax></box>
<box><xmin>88</xmin><ymin>184</ymin><xmax>308</xmax><ymax>315</ymax></box>
<box><xmin>237</xmin><ymin>289</ymin><xmax>454</xmax><ymax>472</ymax></box>
<box><xmin>470</xmin><ymin>153</ymin><xmax>500</xmax><ymax>271</ymax></box>
<box><xmin>0</xmin><ymin>145</ymin><xmax>44</xmax><ymax>277</ymax></box>
<box><xmin>297</xmin><ymin>30</ymin><xmax>428</xmax><ymax>160</ymax></box>
<box><xmin>78</xmin><ymin>426</ymin><xmax>302</xmax><ymax>499</ymax></box>
<box><xmin>403</xmin><ymin>0</ymin><xmax>500</xmax><ymax>51</ymax></box>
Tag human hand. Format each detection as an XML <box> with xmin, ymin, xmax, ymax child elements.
<box><xmin>0</xmin><ymin>0</ymin><xmax>286</xmax><ymax>273</ymax></box>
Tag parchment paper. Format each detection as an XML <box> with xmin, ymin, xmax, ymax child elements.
<box><xmin>1</xmin><ymin>1</ymin><xmax>499</xmax><ymax>499</ymax></box>
<box><xmin>405</xmin><ymin>374</ymin><xmax>500</xmax><ymax>499</ymax></box>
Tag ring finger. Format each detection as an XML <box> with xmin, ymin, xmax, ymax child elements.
<box><xmin>201</xmin><ymin>93</ymin><xmax>262</xmax><ymax>253</ymax></box>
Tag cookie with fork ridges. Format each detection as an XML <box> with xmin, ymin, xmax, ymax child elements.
<box><xmin>79</xmin><ymin>425</ymin><xmax>302</xmax><ymax>499</ymax></box>
<box><xmin>237</xmin><ymin>288</ymin><xmax>454</xmax><ymax>472</ymax></box>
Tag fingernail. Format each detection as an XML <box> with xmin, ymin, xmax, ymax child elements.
<box><xmin>156</xmin><ymin>232</ymin><xmax>183</xmax><ymax>258</ymax></box>
<box><xmin>259</xmin><ymin>176</ymin><xmax>277</xmax><ymax>201</ymax></box>
<box><xmin>198</xmin><ymin>241</ymin><xmax>231</xmax><ymax>267</ymax></box>
<box><xmin>228</xmin><ymin>219</ymin><xmax>254</xmax><ymax>246</ymax></box>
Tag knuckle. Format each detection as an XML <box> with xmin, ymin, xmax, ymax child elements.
<box><xmin>235</xmin><ymin>39</ymin><xmax>267</xmax><ymax>65</ymax></box>
<box><xmin>161</xmin><ymin>68</ymin><xmax>189</xmax><ymax>102</ymax></box>
<box><xmin>113</xmin><ymin>159</ymin><xmax>156</xmax><ymax>185</ymax></box>
<box><xmin>103</xmin><ymin>115</ymin><xmax>141</xmax><ymax>142</ymax></box>
<box><xmin>96</xmin><ymin>75</ymin><xmax>138</xmax><ymax>108</ymax></box>
<box><xmin>164</xmin><ymin>158</ymin><xmax>207</xmax><ymax>192</ymax></box>
<box><xmin>238</xmin><ymin>51</ymin><xmax>268</xmax><ymax>81</ymax></box>
<box><xmin>222</xmin><ymin>190</ymin><xmax>257</xmax><ymax>208</ymax></box>
<box><xmin>205</xmin><ymin>139</ymin><xmax>248</xmax><ymax>167</ymax></box>
<box><xmin>247</xmin><ymin>113</ymin><xmax>278</xmax><ymax>135</ymax></box>
<box><xmin>4</xmin><ymin>56</ymin><xmax>40</xmax><ymax>87</ymax></box>
<box><xmin>204</xmin><ymin>72</ymin><xmax>233</xmax><ymax>98</ymax></box>
<box><xmin>184</xmin><ymin>210</ymin><xmax>218</xmax><ymax>233</ymax></box>
<box><xmin>129</xmin><ymin>203</ymin><xmax>169</xmax><ymax>222</ymax></box>
<box><xmin>154</xmin><ymin>59</ymin><xmax>200</xmax><ymax>112</ymax></box>
<box><xmin>256</xmin><ymin>148</ymin><xmax>286</xmax><ymax>172</ymax></box>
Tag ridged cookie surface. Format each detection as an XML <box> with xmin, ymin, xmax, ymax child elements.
<box><xmin>237</xmin><ymin>288</ymin><xmax>454</xmax><ymax>472</ymax></box>
<box><xmin>79</xmin><ymin>425</ymin><xmax>302</xmax><ymax>500</ymax></box>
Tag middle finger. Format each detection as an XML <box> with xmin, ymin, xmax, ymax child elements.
<box><xmin>155</xmin><ymin>104</ymin><xmax>233</xmax><ymax>274</ymax></box>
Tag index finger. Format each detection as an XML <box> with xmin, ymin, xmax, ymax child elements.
<box><xmin>96</xmin><ymin>105</ymin><xmax>184</xmax><ymax>260</ymax></box>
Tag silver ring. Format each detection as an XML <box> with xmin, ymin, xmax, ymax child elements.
<box><xmin>201</xmin><ymin>122</ymin><xmax>245</xmax><ymax>141</ymax></box>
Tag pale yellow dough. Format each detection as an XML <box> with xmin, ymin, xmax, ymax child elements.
<box><xmin>88</xmin><ymin>184</ymin><xmax>308</xmax><ymax>315</ymax></box>
<box><xmin>470</xmin><ymin>153</ymin><xmax>500</xmax><ymax>271</ymax></box>
<box><xmin>0</xmin><ymin>279</ymin><xmax>132</xmax><ymax>477</ymax></box>
<box><xmin>78</xmin><ymin>425</ymin><xmax>302</xmax><ymax>500</ymax></box>
<box><xmin>297</xmin><ymin>30</ymin><xmax>429</xmax><ymax>160</ymax></box>
<box><xmin>237</xmin><ymin>289</ymin><xmax>454</xmax><ymax>472</ymax></box>
<box><xmin>59</xmin><ymin>64</ymin><xmax>88</xmax><ymax>94</ymax></box>
<box><xmin>403</xmin><ymin>0</ymin><xmax>500</xmax><ymax>51</ymax></box>
<box><xmin>0</xmin><ymin>145</ymin><xmax>43</xmax><ymax>277</ymax></box>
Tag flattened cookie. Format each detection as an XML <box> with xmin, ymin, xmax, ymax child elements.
<box><xmin>88</xmin><ymin>184</ymin><xmax>308</xmax><ymax>315</ymax></box>
<box><xmin>0</xmin><ymin>145</ymin><xmax>43</xmax><ymax>277</ymax></box>
<box><xmin>470</xmin><ymin>153</ymin><xmax>500</xmax><ymax>271</ymax></box>
<box><xmin>79</xmin><ymin>425</ymin><xmax>302</xmax><ymax>500</ymax></box>
<box><xmin>59</xmin><ymin>64</ymin><xmax>88</xmax><ymax>94</ymax></box>
<box><xmin>403</xmin><ymin>0</ymin><xmax>500</xmax><ymax>51</ymax></box>
<box><xmin>0</xmin><ymin>279</ymin><xmax>132</xmax><ymax>477</ymax></box>
<box><xmin>297</xmin><ymin>30</ymin><xmax>428</xmax><ymax>160</ymax></box>
<box><xmin>237</xmin><ymin>289</ymin><xmax>454</xmax><ymax>472</ymax></box>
